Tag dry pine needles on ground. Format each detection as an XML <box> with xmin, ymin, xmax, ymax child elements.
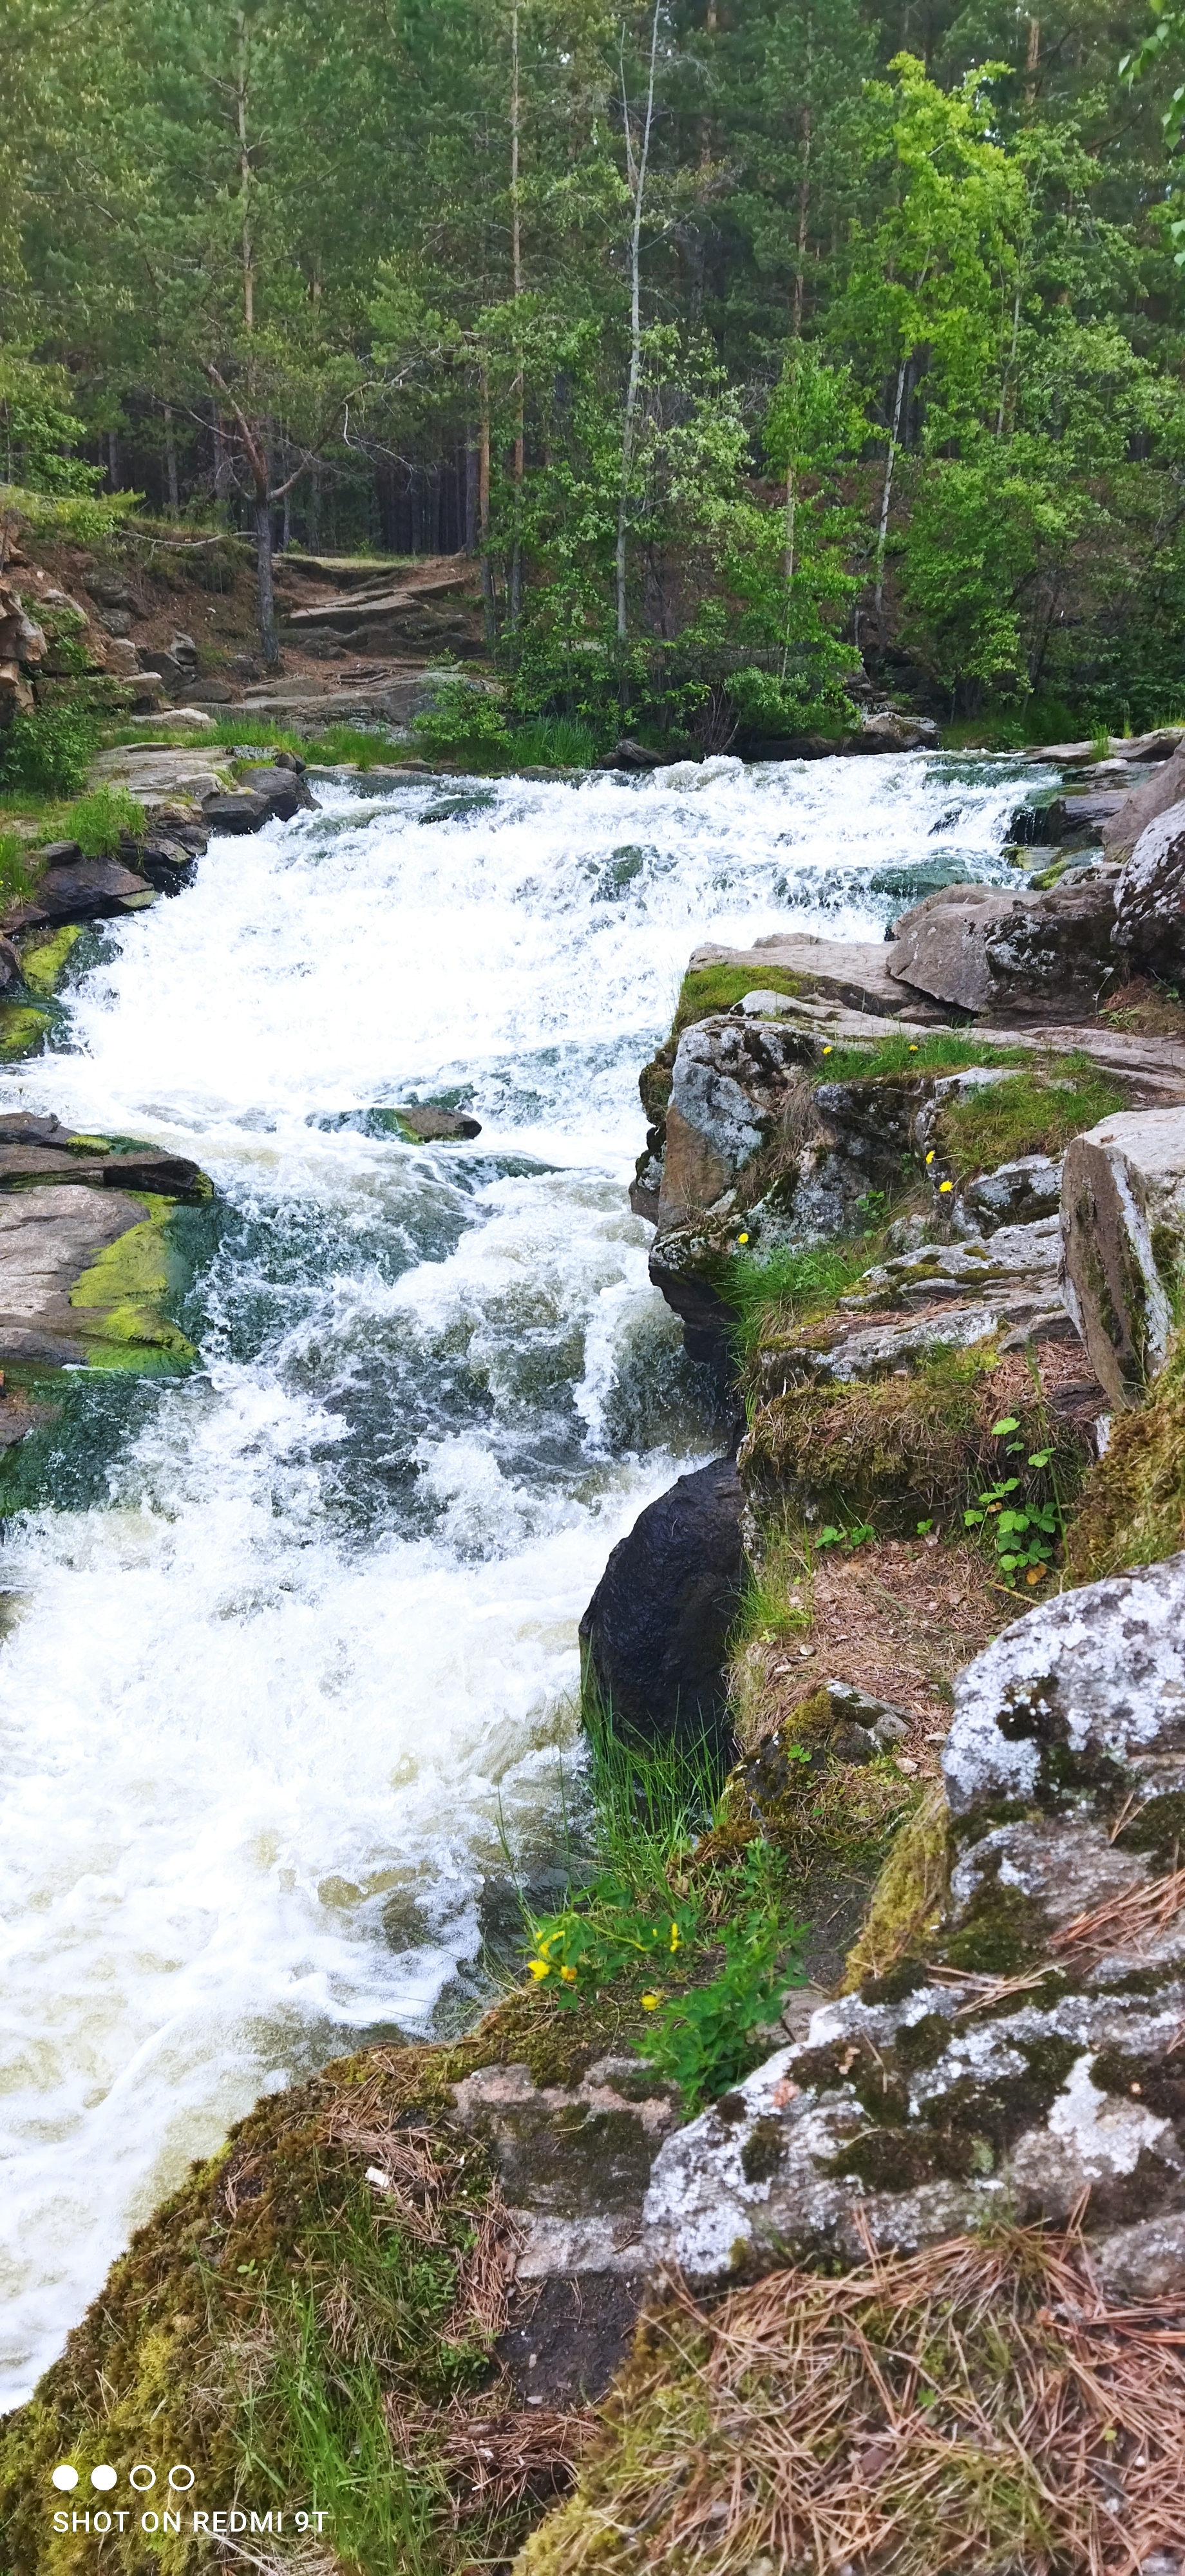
<box><xmin>517</xmin><ymin>2221</ymin><xmax>1185</xmax><ymax>2576</ymax></box>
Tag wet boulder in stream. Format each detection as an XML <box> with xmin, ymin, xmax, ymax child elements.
<box><xmin>578</xmin><ymin>1458</ymin><xmax>745</xmax><ymax>1756</ymax></box>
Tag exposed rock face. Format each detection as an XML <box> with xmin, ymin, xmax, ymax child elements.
<box><xmin>641</xmin><ymin>1558</ymin><xmax>1185</xmax><ymax>2288</ymax></box>
<box><xmin>1103</xmin><ymin>737</ymin><xmax>1185</xmax><ymax>862</ymax></box>
<box><xmin>887</xmin><ymin>878</ymin><xmax>1119</xmax><ymax>1017</ymax></box>
<box><xmin>578</xmin><ymin>1458</ymin><xmax>744</xmax><ymax>1753</ymax></box>
<box><xmin>960</xmin><ymin>1151</ymin><xmax>1063</xmax><ymax>1232</ymax></box>
<box><xmin>20</xmin><ymin>854</ymin><xmax>156</xmax><ymax>926</ymax></box>
<box><xmin>1113</xmin><ymin>800</ymin><xmax>1185</xmax><ymax>978</ymax></box>
<box><xmin>658</xmin><ymin>1016</ymin><xmax>813</xmax><ymax>1224</ymax></box>
<box><xmin>0</xmin><ymin>1117</ymin><xmax>211</xmax><ymax>1370</ymax></box>
<box><xmin>1061</xmin><ymin>1107</ymin><xmax>1185</xmax><ymax>1406</ymax></box>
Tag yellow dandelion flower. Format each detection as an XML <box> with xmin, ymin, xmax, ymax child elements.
<box><xmin>925</xmin><ymin>1150</ymin><xmax>935</xmax><ymax>1165</ymax></box>
<box><xmin>737</xmin><ymin>1231</ymin><xmax>749</xmax><ymax>1245</ymax></box>
<box><xmin>527</xmin><ymin>1958</ymin><xmax>550</xmax><ymax>1980</ymax></box>
<box><xmin>669</xmin><ymin>1920</ymin><xmax>681</xmax><ymax>1951</ymax></box>
<box><xmin>909</xmin><ymin>1043</ymin><xmax>918</xmax><ymax>1051</ymax></box>
<box><xmin>640</xmin><ymin>1991</ymin><xmax>663</xmax><ymax>2011</ymax></box>
<box><xmin>560</xmin><ymin>1964</ymin><xmax>578</xmax><ymax>1983</ymax></box>
<box><xmin>939</xmin><ymin>1180</ymin><xmax>953</xmax><ymax>1193</ymax></box>
<box><xmin>822</xmin><ymin>1045</ymin><xmax>833</xmax><ymax>1054</ymax></box>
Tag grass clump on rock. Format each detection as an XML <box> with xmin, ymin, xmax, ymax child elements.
<box><xmin>515</xmin><ymin>2224</ymin><xmax>1185</xmax><ymax>2576</ymax></box>
<box><xmin>1066</xmin><ymin>1329</ymin><xmax>1185</xmax><ymax>1582</ymax></box>
<box><xmin>936</xmin><ymin>1053</ymin><xmax>1126</xmax><ymax>1180</ymax></box>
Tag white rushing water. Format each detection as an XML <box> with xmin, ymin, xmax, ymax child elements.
<box><xmin>0</xmin><ymin>748</ymin><xmax>1030</xmax><ymax>2400</ymax></box>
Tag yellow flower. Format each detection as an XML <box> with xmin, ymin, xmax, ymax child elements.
<box><xmin>737</xmin><ymin>1231</ymin><xmax>749</xmax><ymax>1245</ymax></box>
<box><xmin>925</xmin><ymin>1150</ymin><xmax>935</xmax><ymax>1165</ymax></box>
<box><xmin>939</xmin><ymin>1180</ymin><xmax>953</xmax><ymax>1194</ymax></box>
<box><xmin>527</xmin><ymin>1958</ymin><xmax>550</xmax><ymax>1980</ymax></box>
<box><xmin>909</xmin><ymin>1043</ymin><xmax>918</xmax><ymax>1051</ymax></box>
<box><xmin>822</xmin><ymin>1044</ymin><xmax>832</xmax><ymax>1054</ymax></box>
<box><xmin>560</xmin><ymin>1964</ymin><xmax>577</xmax><ymax>1984</ymax></box>
<box><xmin>669</xmin><ymin>1920</ymin><xmax>681</xmax><ymax>1951</ymax></box>
<box><xmin>640</xmin><ymin>1991</ymin><xmax>663</xmax><ymax>2011</ymax></box>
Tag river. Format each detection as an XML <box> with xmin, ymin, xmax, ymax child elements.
<box><xmin>0</xmin><ymin>748</ymin><xmax>1031</xmax><ymax>2403</ymax></box>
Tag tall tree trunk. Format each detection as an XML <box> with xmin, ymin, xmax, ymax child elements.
<box><xmin>873</xmin><ymin>359</ymin><xmax>907</xmax><ymax>654</ymax></box>
<box><xmin>236</xmin><ymin>10</ymin><xmax>254</xmax><ymax>334</ymax></box>
<box><xmin>1024</xmin><ymin>15</ymin><xmax>1040</xmax><ymax>107</ymax></box>
<box><xmin>212</xmin><ymin>401</ymin><xmax>231</xmax><ymax>505</ymax></box>
<box><xmin>108</xmin><ymin>430</ymin><xmax>120</xmax><ymax>490</ymax></box>
<box><xmin>465</xmin><ymin>432</ymin><xmax>479</xmax><ymax>553</ymax></box>
<box><xmin>616</xmin><ymin>0</ymin><xmax>662</xmax><ymax>651</ymax></box>
<box><xmin>254</xmin><ymin>491</ymin><xmax>278</xmax><ymax>667</ymax></box>
<box><xmin>479</xmin><ymin>380</ymin><xmax>497</xmax><ymax>645</ymax></box>
<box><xmin>308</xmin><ymin>461</ymin><xmax>321</xmax><ymax>551</ymax></box>
<box><xmin>509</xmin><ymin>1</ymin><xmax>524</xmax><ymax>625</ymax></box>
<box><xmin>164</xmin><ymin>406</ymin><xmax>179</xmax><ymax>517</ymax></box>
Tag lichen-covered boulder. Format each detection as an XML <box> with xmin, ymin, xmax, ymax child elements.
<box><xmin>960</xmin><ymin>1151</ymin><xmax>1063</xmax><ymax>1233</ymax></box>
<box><xmin>658</xmin><ymin>1015</ymin><xmax>813</xmax><ymax>1224</ymax></box>
<box><xmin>1061</xmin><ymin>1106</ymin><xmax>1185</xmax><ymax>1406</ymax></box>
<box><xmin>641</xmin><ymin>1560</ymin><xmax>1185</xmax><ymax>2287</ymax></box>
<box><xmin>1112</xmin><ymin>799</ymin><xmax>1185</xmax><ymax>977</ymax></box>
<box><xmin>887</xmin><ymin>878</ymin><xmax>1117</xmax><ymax>1016</ymax></box>
<box><xmin>1103</xmin><ymin>738</ymin><xmax>1185</xmax><ymax>862</ymax></box>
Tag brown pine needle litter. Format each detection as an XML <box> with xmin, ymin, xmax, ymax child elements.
<box><xmin>516</xmin><ymin>2222</ymin><xmax>1185</xmax><ymax>2576</ymax></box>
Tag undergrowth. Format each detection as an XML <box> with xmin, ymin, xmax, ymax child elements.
<box><xmin>0</xmin><ymin>829</ymin><xmax>31</xmax><ymax>902</ymax></box>
<box><xmin>937</xmin><ymin>1054</ymin><xmax>1126</xmax><ymax>1179</ymax></box>
<box><xmin>741</xmin><ymin>1345</ymin><xmax>1088</xmax><ymax>1553</ymax></box>
<box><xmin>521</xmin><ymin>1707</ymin><xmax>808</xmax><ymax>2111</ymax></box>
<box><xmin>1066</xmin><ymin>1328</ymin><xmax>1185</xmax><ymax>1580</ymax></box>
<box><xmin>516</xmin><ymin>2224</ymin><xmax>1185</xmax><ymax>2576</ymax></box>
<box><xmin>62</xmin><ymin>783</ymin><xmax>146</xmax><ymax>855</ymax></box>
<box><xmin>719</xmin><ymin>1239</ymin><xmax>870</xmax><ymax>1361</ymax></box>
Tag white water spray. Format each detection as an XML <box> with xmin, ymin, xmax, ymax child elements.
<box><xmin>0</xmin><ymin>752</ymin><xmax>1029</xmax><ymax>2399</ymax></box>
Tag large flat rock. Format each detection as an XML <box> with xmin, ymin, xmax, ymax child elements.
<box><xmin>0</xmin><ymin>1183</ymin><xmax>150</xmax><ymax>1364</ymax></box>
<box><xmin>688</xmin><ymin>935</ymin><xmax>946</xmax><ymax>1021</ymax></box>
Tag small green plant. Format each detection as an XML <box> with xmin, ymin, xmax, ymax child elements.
<box><xmin>815</xmin><ymin>1519</ymin><xmax>875</xmax><ymax>1551</ymax></box>
<box><xmin>0</xmin><ymin>830</ymin><xmax>31</xmax><ymax>902</ymax></box>
<box><xmin>62</xmin><ymin>783</ymin><xmax>146</xmax><ymax>855</ymax></box>
<box><xmin>522</xmin><ymin>1878</ymin><xmax>697</xmax><ymax>2001</ymax></box>
<box><xmin>412</xmin><ymin>679</ymin><xmax>511</xmax><ymax>767</ymax></box>
<box><xmin>0</xmin><ymin>701</ymin><xmax>100</xmax><ymax>795</ymax></box>
<box><xmin>720</xmin><ymin>1239</ymin><xmax>869</xmax><ymax>1359</ymax></box>
<box><xmin>1090</xmin><ymin>722</ymin><xmax>1111</xmax><ymax>759</ymax></box>
<box><xmin>964</xmin><ymin>1415</ymin><xmax>1061</xmax><ymax>1585</ymax></box>
<box><xmin>643</xmin><ymin>1845</ymin><xmax>807</xmax><ymax>2110</ymax></box>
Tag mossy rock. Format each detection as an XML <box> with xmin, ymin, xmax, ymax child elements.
<box><xmin>0</xmin><ymin>1003</ymin><xmax>52</xmax><ymax>1061</ymax></box>
<box><xmin>69</xmin><ymin>1194</ymin><xmax>196</xmax><ymax>1370</ymax></box>
<box><xmin>20</xmin><ymin>923</ymin><xmax>86</xmax><ymax>998</ymax></box>
<box><xmin>842</xmin><ymin>1784</ymin><xmax>951</xmax><ymax>1992</ymax></box>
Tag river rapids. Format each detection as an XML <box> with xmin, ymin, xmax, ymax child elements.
<box><xmin>0</xmin><ymin>748</ymin><xmax>1035</xmax><ymax>2401</ymax></box>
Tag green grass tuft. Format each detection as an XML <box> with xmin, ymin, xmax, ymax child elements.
<box><xmin>57</xmin><ymin>783</ymin><xmax>146</xmax><ymax>857</ymax></box>
<box><xmin>938</xmin><ymin>1054</ymin><xmax>1126</xmax><ymax>1179</ymax></box>
<box><xmin>718</xmin><ymin>1240</ymin><xmax>869</xmax><ymax>1361</ymax></box>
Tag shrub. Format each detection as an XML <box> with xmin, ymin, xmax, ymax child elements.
<box><xmin>0</xmin><ymin>830</ymin><xmax>32</xmax><ymax>903</ymax></box>
<box><xmin>0</xmin><ymin>702</ymin><xmax>100</xmax><ymax>796</ymax></box>
<box><xmin>61</xmin><ymin>784</ymin><xmax>146</xmax><ymax>856</ymax></box>
<box><xmin>412</xmin><ymin>679</ymin><xmax>511</xmax><ymax>766</ymax></box>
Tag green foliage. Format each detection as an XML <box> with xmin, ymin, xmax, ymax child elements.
<box><xmin>669</xmin><ymin>963</ymin><xmax>806</xmax><ymax>1037</ymax></box>
<box><xmin>0</xmin><ymin>830</ymin><xmax>32</xmax><ymax>902</ymax></box>
<box><xmin>0</xmin><ymin>703</ymin><xmax>100</xmax><ymax>797</ymax></box>
<box><xmin>644</xmin><ymin>1852</ymin><xmax>807</xmax><ymax>2113</ymax></box>
<box><xmin>412</xmin><ymin>681</ymin><xmax>511</xmax><ymax>766</ymax></box>
<box><xmin>964</xmin><ymin>1417</ymin><xmax>1061</xmax><ymax>1586</ymax></box>
<box><xmin>811</xmin><ymin>1032</ymin><xmax>1030</xmax><ymax>1083</ymax></box>
<box><xmin>62</xmin><ymin>784</ymin><xmax>145</xmax><ymax>856</ymax></box>
<box><xmin>0</xmin><ymin>354</ymin><xmax>104</xmax><ymax>497</ymax></box>
<box><xmin>937</xmin><ymin>1057</ymin><xmax>1127</xmax><ymax>1179</ymax></box>
<box><xmin>719</xmin><ymin>1240</ymin><xmax>869</xmax><ymax>1361</ymax></box>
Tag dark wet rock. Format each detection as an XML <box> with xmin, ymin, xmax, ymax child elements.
<box><xmin>1061</xmin><ymin>1106</ymin><xmax>1185</xmax><ymax>1406</ymax></box>
<box><xmin>579</xmin><ymin>1458</ymin><xmax>744</xmax><ymax>1754</ymax></box>
<box><xmin>235</xmin><ymin>763</ymin><xmax>318</xmax><ymax>819</ymax></box>
<box><xmin>0</xmin><ymin>936</ymin><xmax>22</xmax><ymax>994</ymax></box>
<box><xmin>595</xmin><ymin>739</ymin><xmax>668</xmax><ymax>770</ymax></box>
<box><xmin>395</xmin><ymin>1103</ymin><xmax>482</xmax><ymax>1141</ymax></box>
<box><xmin>125</xmin><ymin>831</ymin><xmax>200</xmax><ymax>893</ymax></box>
<box><xmin>32</xmin><ymin>855</ymin><xmax>156</xmax><ymax>923</ymax></box>
<box><xmin>201</xmin><ymin>790</ymin><xmax>271</xmax><ymax>833</ymax></box>
<box><xmin>1113</xmin><ymin>800</ymin><xmax>1185</xmax><ymax>979</ymax></box>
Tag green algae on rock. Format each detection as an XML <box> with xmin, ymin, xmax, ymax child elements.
<box><xmin>68</xmin><ymin>1192</ymin><xmax>196</xmax><ymax>1368</ymax></box>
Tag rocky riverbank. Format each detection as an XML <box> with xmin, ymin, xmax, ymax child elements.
<box><xmin>8</xmin><ymin>746</ymin><xmax>1185</xmax><ymax>2573</ymax></box>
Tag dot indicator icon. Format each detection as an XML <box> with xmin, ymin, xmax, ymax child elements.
<box><xmin>51</xmin><ymin>2467</ymin><xmax>78</xmax><ymax>2492</ymax></box>
<box><xmin>91</xmin><ymin>2467</ymin><xmax>117</xmax><ymax>2492</ymax></box>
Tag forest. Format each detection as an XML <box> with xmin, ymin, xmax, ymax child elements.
<box><xmin>5</xmin><ymin>0</ymin><xmax>1185</xmax><ymax>747</ymax></box>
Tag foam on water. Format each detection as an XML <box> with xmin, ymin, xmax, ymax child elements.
<box><xmin>0</xmin><ymin>750</ymin><xmax>1027</xmax><ymax>2399</ymax></box>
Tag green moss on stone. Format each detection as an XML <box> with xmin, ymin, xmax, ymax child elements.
<box><xmin>20</xmin><ymin>923</ymin><xmax>85</xmax><ymax>996</ymax></box>
<box><xmin>0</xmin><ymin>1002</ymin><xmax>52</xmax><ymax>1060</ymax></box>
<box><xmin>69</xmin><ymin>1193</ymin><xmax>196</xmax><ymax>1370</ymax></box>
